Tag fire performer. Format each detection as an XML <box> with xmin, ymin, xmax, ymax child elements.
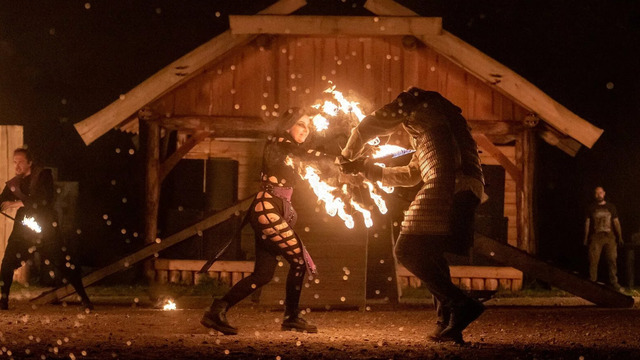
<box><xmin>201</xmin><ymin>108</ymin><xmax>323</xmax><ymax>335</ymax></box>
<box><xmin>0</xmin><ymin>148</ymin><xmax>92</xmax><ymax>310</ymax></box>
<box><xmin>339</xmin><ymin>88</ymin><xmax>485</xmax><ymax>344</ymax></box>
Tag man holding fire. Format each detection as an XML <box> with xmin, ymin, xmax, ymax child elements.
<box><xmin>0</xmin><ymin>148</ymin><xmax>92</xmax><ymax>310</ymax></box>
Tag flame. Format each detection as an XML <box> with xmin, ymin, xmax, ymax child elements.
<box><xmin>163</xmin><ymin>299</ymin><xmax>177</xmax><ymax>311</ymax></box>
<box><xmin>22</xmin><ymin>216</ymin><xmax>42</xmax><ymax>233</ymax></box>
<box><xmin>302</xmin><ymin>166</ymin><xmax>354</xmax><ymax>229</ymax></box>
<box><xmin>363</xmin><ymin>180</ymin><xmax>388</xmax><ymax>214</ymax></box>
<box><xmin>376</xmin><ymin>180</ymin><xmax>394</xmax><ymax>194</ymax></box>
<box><xmin>350</xmin><ymin>200</ymin><xmax>373</xmax><ymax>228</ymax></box>
<box><xmin>284</xmin><ymin>155</ymin><xmax>295</xmax><ymax>168</ymax></box>
<box><xmin>324</xmin><ymin>86</ymin><xmax>366</xmax><ymax>121</ymax></box>
<box><xmin>311</xmin><ymin>114</ymin><xmax>330</xmax><ymax>131</ymax></box>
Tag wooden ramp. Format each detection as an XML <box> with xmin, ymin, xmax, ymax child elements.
<box><xmin>474</xmin><ymin>234</ymin><xmax>634</xmax><ymax>308</ymax></box>
<box><xmin>30</xmin><ymin>197</ymin><xmax>254</xmax><ymax>305</ymax></box>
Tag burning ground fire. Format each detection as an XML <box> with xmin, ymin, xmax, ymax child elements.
<box><xmin>285</xmin><ymin>84</ymin><xmax>412</xmax><ymax>229</ymax></box>
<box><xmin>162</xmin><ymin>299</ymin><xmax>177</xmax><ymax>311</ymax></box>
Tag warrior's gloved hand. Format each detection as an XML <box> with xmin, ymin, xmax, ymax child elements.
<box><xmin>337</xmin><ymin>156</ymin><xmax>366</xmax><ymax>175</ymax></box>
<box><xmin>336</xmin><ymin>156</ymin><xmax>383</xmax><ymax>182</ymax></box>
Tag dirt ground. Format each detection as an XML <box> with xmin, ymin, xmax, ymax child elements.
<box><xmin>1</xmin><ymin>295</ymin><xmax>640</xmax><ymax>360</ymax></box>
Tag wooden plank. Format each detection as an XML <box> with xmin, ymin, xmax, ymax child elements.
<box><xmin>30</xmin><ymin>197</ymin><xmax>254</xmax><ymax>304</ymax></box>
<box><xmin>73</xmin><ymin>0</ymin><xmax>306</xmax><ymax>145</ymax></box>
<box><xmin>364</xmin><ymin>0</ymin><xmax>603</xmax><ymax>149</ymax></box>
<box><xmin>397</xmin><ymin>265</ymin><xmax>522</xmax><ymax>280</ymax></box>
<box><xmin>474</xmin><ymin>133</ymin><xmax>523</xmax><ymax>186</ymax></box>
<box><xmin>474</xmin><ymin>234</ymin><xmax>634</xmax><ymax>308</ymax></box>
<box><xmin>153</xmin><ymin>259</ymin><xmax>255</xmax><ymax>273</ymax></box>
<box><xmin>230</xmin><ymin>15</ymin><xmax>442</xmax><ymax>36</ymax></box>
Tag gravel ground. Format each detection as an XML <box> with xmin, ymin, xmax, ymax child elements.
<box><xmin>1</xmin><ymin>295</ymin><xmax>640</xmax><ymax>360</ymax></box>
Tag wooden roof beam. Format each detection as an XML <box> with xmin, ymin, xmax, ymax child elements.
<box><xmin>364</xmin><ymin>0</ymin><xmax>603</xmax><ymax>150</ymax></box>
<box><xmin>73</xmin><ymin>0</ymin><xmax>306</xmax><ymax>146</ymax></box>
<box><xmin>229</xmin><ymin>15</ymin><xmax>442</xmax><ymax>36</ymax></box>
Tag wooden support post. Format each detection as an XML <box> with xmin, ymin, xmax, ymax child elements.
<box><xmin>142</xmin><ymin>112</ymin><xmax>161</xmax><ymax>283</ymax></box>
<box><xmin>515</xmin><ymin>128</ymin><xmax>536</xmax><ymax>253</ymax></box>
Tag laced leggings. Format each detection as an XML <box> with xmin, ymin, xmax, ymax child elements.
<box><xmin>221</xmin><ymin>191</ymin><xmax>306</xmax><ymax>313</ymax></box>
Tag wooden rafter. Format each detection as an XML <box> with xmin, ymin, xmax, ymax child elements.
<box><xmin>473</xmin><ymin>133</ymin><xmax>523</xmax><ymax>186</ymax></box>
<box><xmin>364</xmin><ymin>0</ymin><xmax>603</xmax><ymax>150</ymax></box>
<box><xmin>159</xmin><ymin>131</ymin><xmax>211</xmax><ymax>182</ymax></box>
<box><xmin>229</xmin><ymin>15</ymin><xmax>442</xmax><ymax>36</ymax></box>
<box><xmin>73</xmin><ymin>0</ymin><xmax>306</xmax><ymax>146</ymax></box>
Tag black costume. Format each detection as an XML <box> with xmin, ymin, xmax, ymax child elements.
<box><xmin>0</xmin><ymin>167</ymin><xmax>92</xmax><ymax>310</ymax></box>
<box><xmin>341</xmin><ymin>88</ymin><xmax>485</xmax><ymax>343</ymax></box>
<box><xmin>202</xmin><ymin>110</ymin><xmax>324</xmax><ymax>334</ymax></box>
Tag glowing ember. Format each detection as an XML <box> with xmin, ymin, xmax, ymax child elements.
<box><xmin>363</xmin><ymin>180</ymin><xmax>388</xmax><ymax>214</ymax></box>
<box><xmin>22</xmin><ymin>216</ymin><xmax>42</xmax><ymax>233</ymax></box>
<box><xmin>311</xmin><ymin>114</ymin><xmax>330</xmax><ymax>131</ymax></box>
<box><xmin>162</xmin><ymin>299</ymin><xmax>177</xmax><ymax>311</ymax></box>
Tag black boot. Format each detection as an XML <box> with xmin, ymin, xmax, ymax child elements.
<box><xmin>281</xmin><ymin>310</ymin><xmax>318</xmax><ymax>333</ymax></box>
<box><xmin>428</xmin><ymin>303</ymin><xmax>464</xmax><ymax>344</ymax></box>
<box><xmin>81</xmin><ymin>297</ymin><xmax>94</xmax><ymax>311</ymax></box>
<box><xmin>439</xmin><ymin>299</ymin><xmax>484</xmax><ymax>342</ymax></box>
<box><xmin>0</xmin><ymin>296</ymin><xmax>7</xmax><ymax>311</ymax></box>
<box><xmin>201</xmin><ymin>300</ymin><xmax>238</xmax><ymax>335</ymax></box>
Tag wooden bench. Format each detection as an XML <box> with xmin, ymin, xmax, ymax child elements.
<box><xmin>396</xmin><ymin>265</ymin><xmax>523</xmax><ymax>291</ymax></box>
<box><xmin>153</xmin><ymin>259</ymin><xmax>254</xmax><ymax>287</ymax></box>
<box><xmin>153</xmin><ymin>259</ymin><xmax>523</xmax><ymax>291</ymax></box>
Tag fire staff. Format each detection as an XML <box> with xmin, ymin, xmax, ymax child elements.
<box><xmin>201</xmin><ymin>108</ymin><xmax>327</xmax><ymax>335</ymax></box>
<box><xmin>339</xmin><ymin>88</ymin><xmax>485</xmax><ymax>344</ymax></box>
<box><xmin>0</xmin><ymin>148</ymin><xmax>92</xmax><ymax>310</ymax></box>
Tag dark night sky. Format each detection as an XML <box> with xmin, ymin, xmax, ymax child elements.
<box><xmin>1</xmin><ymin>0</ymin><xmax>639</xmax><ymax>270</ymax></box>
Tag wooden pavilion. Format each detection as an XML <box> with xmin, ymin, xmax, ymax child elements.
<box><xmin>31</xmin><ymin>0</ymin><xmax>634</xmax><ymax>308</ymax></box>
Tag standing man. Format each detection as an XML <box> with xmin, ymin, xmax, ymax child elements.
<box><xmin>584</xmin><ymin>186</ymin><xmax>624</xmax><ymax>292</ymax></box>
<box><xmin>0</xmin><ymin>148</ymin><xmax>92</xmax><ymax>310</ymax></box>
<box><xmin>339</xmin><ymin>88</ymin><xmax>485</xmax><ymax>344</ymax></box>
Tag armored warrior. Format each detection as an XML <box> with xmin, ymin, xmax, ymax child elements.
<box><xmin>340</xmin><ymin>88</ymin><xmax>485</xmax><ymax>343</ymax></box>
<box><xmin>201</xmin><ymin>108</ymin><xmax>325</xmax><ymax>335</ymax></box>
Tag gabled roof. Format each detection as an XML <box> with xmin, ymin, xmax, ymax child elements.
<box><xmin>74</xmin><ymin>0</ymin><xmax>603</xmax><ymax>154</ymax></box>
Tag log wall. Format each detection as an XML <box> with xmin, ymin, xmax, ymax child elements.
<box><xmin>0</xmin><ymin>126</ymin><xmax>27</xmax><ymax>284</ymax></box>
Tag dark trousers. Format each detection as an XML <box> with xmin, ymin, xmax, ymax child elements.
<box><xmin>1</xmin><ymin>228</ymin><xmax>89</xmax><ymax>303</ymax></box>
<box><xmin>588</xmin><ymin>232</ymin><xmax>619</xmax><ymax>286</ymax></box>
<box><xmin>395</xmin><ymin>234</ymin><xmax>471</xmax><ymax>309</ymax></box>
<box><xmin>394</xmin><ymin>190</ymin><xmax>480</xmax><ymax>316</ymax></box>
<box><xmin>221</xmin><ymin>235</ymin><xmax>306</xmax><ymax>313</ymax></box>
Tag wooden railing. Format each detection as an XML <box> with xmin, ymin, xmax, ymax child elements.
<box><xmin>153</xmin><ymin>259</ymin><xmax>523</xmax><ymax>291</ymax></box>
<box><xmin>397</xmin><ymin>265</ymin><xmax>523</xmax><ymax>291</ymax></box>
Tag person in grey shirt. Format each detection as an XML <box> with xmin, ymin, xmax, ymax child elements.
<box><xmin>584</xmin><ymin>186</ymin><xmax>624</xmax><ymax>292</ymax></box>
